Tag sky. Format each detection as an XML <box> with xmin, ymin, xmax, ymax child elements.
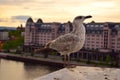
<box><xmin>0</xmin><ymin>0</ymin><xmax>120</xmax><ymax>27</ymax></box>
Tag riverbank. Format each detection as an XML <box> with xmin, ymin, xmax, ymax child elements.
<box><xmin>0</xmin><ymin>58</ymin><xmax>58</xmax><ymax>80</ymax></box>
<box><xmin>0</xmin><ymin>53</ymin><xmax>63</xmax><ymax>68</ymax></box>
<box><xmin>0</xmin><ymin>53</ymin><xmax>88</xmax><ymax>68</ymax></box>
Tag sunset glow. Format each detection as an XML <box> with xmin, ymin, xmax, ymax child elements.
<box><xmin>0</xmin><ymin>0</ymin><xmax>120</xmax><ymax>27</ymax></box>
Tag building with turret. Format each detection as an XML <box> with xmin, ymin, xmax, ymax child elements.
<box><xmin>24</xmin><ymin>18</ymin><xmax>120</xmax><ymax>53</ymax></box>
<box><xmin>17</xmin><ymin>24</ymin><xmax>25</xmax><ymax>31</ymax></box>
<box><xmin>24</xmin><ymin>18</ymin><xmax>72</xmax><ymax>48</ymax></box>
<box><xmin>24</xmin><ymin>18</ymin><xmax>120</xmax><ymax>66</ymax></box>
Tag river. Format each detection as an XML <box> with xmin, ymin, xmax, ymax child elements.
<box><xmin>0</xmin><ymin>58</ymin><xmax>59</xmax><ymax>80</ymax></box>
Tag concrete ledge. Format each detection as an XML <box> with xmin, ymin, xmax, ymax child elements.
<box><xmin>34</xmin><ymin>66</ymin><xmax>120</xmax><ymax>80</ymax></box>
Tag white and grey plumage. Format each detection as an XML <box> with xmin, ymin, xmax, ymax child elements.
<box><xmin>35</xmin><ymin>15</ymin><xmax>92</xmax><ymax>66</ymax></box>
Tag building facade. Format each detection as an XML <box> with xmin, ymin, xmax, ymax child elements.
<box><xmin>24</xmin><ymin>18</ymin><xmax>120</xmax><ymax>52</ymax></box>
<box><xmin>84</xmin><ymin>22</ymin><xmax>120</xmax><ymax>52</ymax></box>
<box><xmin>0</xmin><ymin>30</ymin><xmax>8</xmax><ymax>41</ymax></box>
<box><xmin>24</xmin><ymin>18</ymin><xmax>72</xmax><ymax>48</ymax></box>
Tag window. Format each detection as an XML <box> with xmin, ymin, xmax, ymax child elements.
<box><xmin>117</xmin><ymin>38</ymin><xmax>120</xmax><ymax>41</ymax></box>
<box><xmin>95</xmin><ymin>25</ymin><xmax>99</xmax><ymax>27</ymax></box>
<box><xmin>87</xmin><ymin>41</ymin><xmax>90</xmax><ymax>43</ymax></box>
<box><xmin>112</xmin><ymin>39</ymin><xmax>115</xmax><ymax>41</ymax></box>
<box><xmin>96</xmin><ymin>45</ymin><xmax>99</xmax><ymax>47</ymax></box>
<box><xmin>112</xmin><ymin>46</ymin><xmax>115</xmax><ymax>48</ymax></box>
<box><xmin>112</xmin><ymin>42</ymin><xmax>115</xmax><ymax>44</ymax></box>
<box><xmin>96</xmin><ymin>42</ymin><xmax>99</xmax><ymax>43</ymax></box>
<box><xmin>87</xmin><ymin>38</ymin><xmax>90</xmax><ymax>40</ymax></box>
<box><xmin>115</xmin><ymin>25</ymin><xmax>119</xmax><ymax>28</ymax></box>
<box><xmin>117</xmin><ymin>46</ymin><xmax>120</xmax><ymax>48</ymax></box>
<box><xmin>97</xmin><ymin>34</ymin><xmax>99</xmax><ymax>36</ymax></box>
<box><xmin>87</xmin><ymin>44</ymin><xmax>89</xmax><ymax>46</ymax></box>
<box><xmin>91</xmin><ymin>25</ymin><xmax>94</xmax><ymax>27</ymax></box>
<box><xmin>92</xmin><ymin>35</ymin><xmax>95</xmax><ymax>37</ymax></box>
<box><xmin>100</xmin><ymin>25</ymin><xmax>104</xmax><ymax>27</ymax></box>
<box><xmin>92</xmin><ymin>38</ymin><xmax>95</xmax><ymax>40</ymax></box>
<box><xmin>87</xmin><ymin>25</ymin><xmax>89</xmax><ymax>27</ymax></box>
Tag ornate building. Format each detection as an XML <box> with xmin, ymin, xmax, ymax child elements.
<box><xmin>24</xmin><ymin>18</ymin><xmax>72</xmax><ymax>48</ymax></box>
<box><xmin>84</xmin><ymin>22</ymin><xmax>120</xmax><ymax>52</ymax></box>
<box><xmin>24</xmin><ymin>18</ymin><xmax>120</xmax><ymax>53</ymax></box>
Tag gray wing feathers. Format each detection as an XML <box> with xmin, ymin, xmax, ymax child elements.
<box><xmin>49</xmin><ymin>34</ymin><xmax>79</xmax><ymax>52</ymax></box>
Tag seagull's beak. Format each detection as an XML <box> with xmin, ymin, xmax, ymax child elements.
<box><xmin>84</xmin><ymin>15</ymin><xmax>92</xmax><ymax>19</ymax></box>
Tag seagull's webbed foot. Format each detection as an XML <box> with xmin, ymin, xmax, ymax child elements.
<box><xmin>66</xmin><ymin>64</ymin><xmax>77</xmax><ymax>68</ymax></box>
<box><xmin>66</xmin><ymin>65</ymin><xmax>77</xmax><ymax>72</ymax></box>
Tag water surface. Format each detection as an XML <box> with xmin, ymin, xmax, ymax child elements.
<box><xmin>0</xmin><ymin>58</ymin><xmax>59</xmax><ymax>80</ymax></box>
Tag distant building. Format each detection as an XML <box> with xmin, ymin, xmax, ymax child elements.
<box><xmin>84</xmin><ymin>22</ymin><xmax>120</xmax><ymax>52</ymax></box>
<box><xmin>21</xmin><ymin>32</ymin><xmax>25</xmax><ymax>36</ymax></box>
<box><xmin>24</xmin><ymin>18</ymin><xmax>120</xmax><ymax>53</ymax></box>
<box><xmin>17</xmin><ymin>24</ymin><xmax>25</xmax><ymax>31</ymax></box>
<box><xmin>24</xmin><ymin>18</ymin><xmax>72</xmax><ymax>48</ymax></box>
<box><xmin>0</xmin><ymin>30</ymin><xmax>8</xmax><ymax>41</ymax></box>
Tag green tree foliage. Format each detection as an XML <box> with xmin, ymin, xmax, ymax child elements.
<box><xmin>9</xmin><ymin>30</ymin><xmax>22</xmax><ymax>37</ymax></box>
<box><xmin>2</xmin><ymin>41</ymin><xmax>11</xmax><ymax>50</ymax></box>
<box><xmin>2</xmin><ymin>30</ymin><xmax>24</xmax><ymax>50</ymax></box>
<box><xmin>106</xmin><ymin>54</ymin><xmax>111</xmax><ymax>64</ymax></box>
<box><xmin>2</xmin><ymin>36</ymin><xmax>24</xmax><ymax>49</ymax></box>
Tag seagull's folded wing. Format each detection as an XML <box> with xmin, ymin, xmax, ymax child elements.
<box><xmin>49</xmin><ymin>34</ymin><xmax>79</xmax><ymax>52</ymax></box>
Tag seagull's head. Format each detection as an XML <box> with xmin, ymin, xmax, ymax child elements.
<box><xmin>73</xmin><ymin>15</ymin><xmax>92</xmax><ymax>24</ymax></box>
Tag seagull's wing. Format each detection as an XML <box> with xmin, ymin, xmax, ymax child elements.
<box><xmin>49</xmin><ymin>34</ymin><xmax>79</xmax><ymax>52</ymax></box>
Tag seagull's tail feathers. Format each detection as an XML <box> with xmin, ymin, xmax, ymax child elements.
<box><xmin>34</xmin><ymin>41</ymin><xmax>57</xmax><ymax>53</ymax></box>
<box><xmin>34</xmin><ymin>41</ymin><xmax>56</xmax><ymax>53</ymax></box>
<box><xmin>34</xmin><ymin>48</ymin><xmax>46</xmax><ymax>53</ymax></box>
<box><xmin>34</xmin><ymin>48</ymin><xmax>53</xmax><ymax>53</ymax></box>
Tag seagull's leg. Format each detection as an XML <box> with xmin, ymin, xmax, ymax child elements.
<box><xmin>66</xmin><ymin>55</ymin><xmax>71</xmax><ymax>68</ymax></box>
<box><xmin>67</xmin><ymin>54</ymin><xmax>76</xmax><ymax>68</ymax></box>
<box><xmin>68</xmin><ymin>55</ymin><xmax>71</xmax><ymax>66</ymax></box>
<box><xmin>64</xmin><ymin>55</ymin><xmax>67</xmax><ymax>67</ymax></box>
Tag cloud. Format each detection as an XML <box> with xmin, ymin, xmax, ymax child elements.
<box><xmin>11</xmin><ymin>15</ymin><xmax>31</xmax><ymax>22</ymax></box>
<box><xmin>91</xmin><ymin>1</ymin><xmax>118</xmax><ymax>8</ymax></box>
<box><xmin>0</xmin><ymin>19</ymin><xmax>4</xmax><ymax>22</ymax></box>
<box><xmin>0</xmin><ymin>0</ymin><xmax>32</xmax><ymax>5</ymax></box>
<box><xmin>0</xmin><ymin>17</ymin><xmax>26</xmax><ymax>27</ymax></box>
<box><xmin>0</xmin><ymin>18</ymin><xmax>8</xmax><ymax>22</ymax></box>
<box><xmin>0</xmin><ymin>0</ymin><xmax>120</xmax><ymax>26</ymax></box>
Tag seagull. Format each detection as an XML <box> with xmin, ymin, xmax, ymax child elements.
<box><xmin>35</xmin><ymin>15</ymin><xmax>92</xmax><ymax>67</ymax></box>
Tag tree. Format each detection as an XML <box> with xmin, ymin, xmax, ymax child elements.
<box><xmin>2</xmin><ymin>41</ymin><xmax>11</xmax><ymax>52</ymax></box>
<box><xmin>9</xmin><ymin>30</ymin><xmax>22</xmax><ymax>37</ymax></box>
<box><xmin>2</xmin><ymin>36</ymin><xmax>24</xmax><ymax>50</ymax></box>
<box><xmin>2</xmin><ymin>30</ymin><xmax>24</xmax><ymax>52</ymax></box>
<box><xmin>106</xmin><ymin>54</ymin><xmax>111</xmax><ymax>64</ymax></box>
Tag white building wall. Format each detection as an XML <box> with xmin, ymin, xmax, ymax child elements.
<box><xmin>0</xmin><ymin>31</ymin><xmax>8</xmax><ymax>40</ymax></box>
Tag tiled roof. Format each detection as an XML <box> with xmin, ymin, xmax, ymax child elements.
<box><xmin>27</xmin><ymin>17</ymin><xmax>33</xmax><ymax>22</ymax></box>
